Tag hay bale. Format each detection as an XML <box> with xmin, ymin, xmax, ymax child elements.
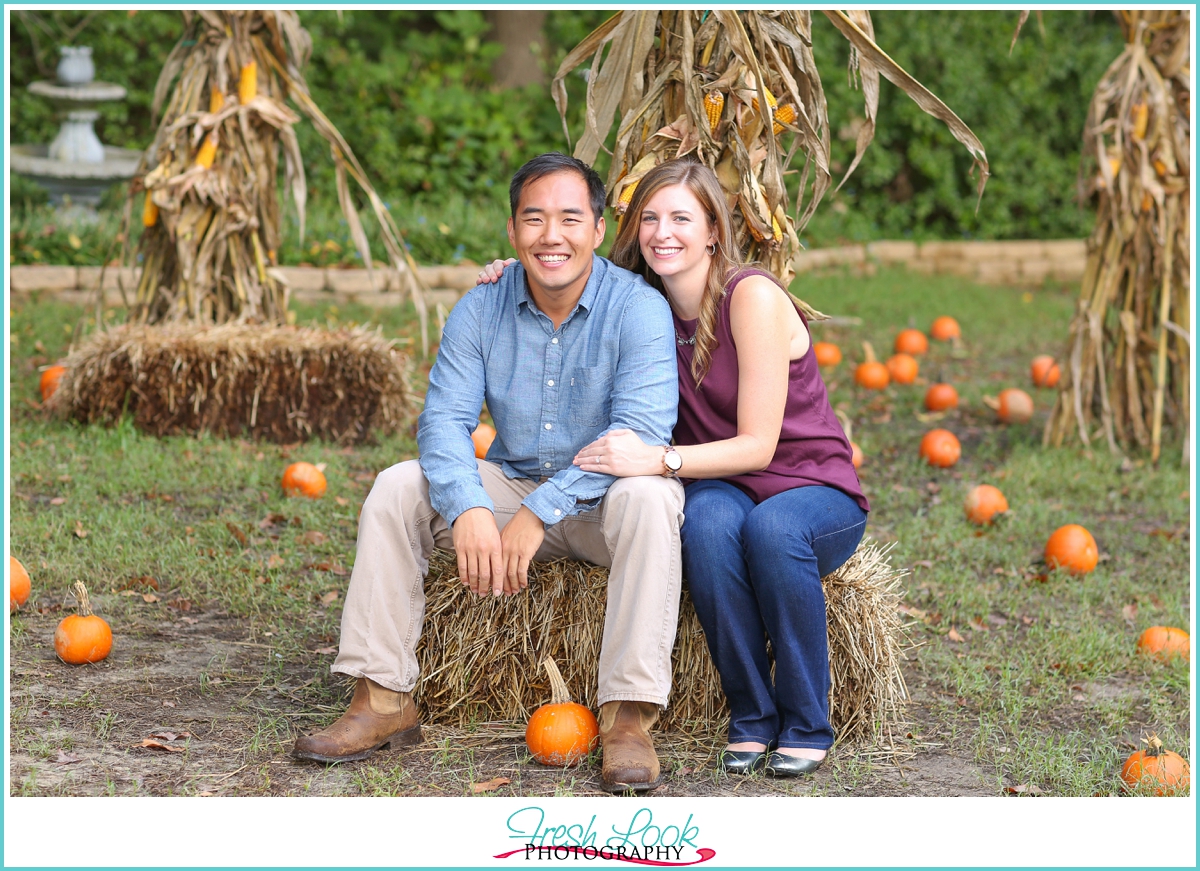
<box><xmin>414</xmin><ymin>539</ymin><xmax>910</xmax><ymax>748</ymax></box>
<box><xmin>46</xmin><ymin>323</ymin><xmax>415</xmax><ymax>444</ymax></box>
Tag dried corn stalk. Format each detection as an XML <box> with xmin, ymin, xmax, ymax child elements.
<box><xmin>121</xmin><ymin>11</ymin><xmax>431</xmax><ymax>354</ymax></box>
<box><xmin>1043</xmin><ymin>10</ymin><xmax>1190</xmax><ymax>463</ymax></box>
<box><xmin>551</xmin><ymin>10</ymin><xmax>988</xmax><ymax>286</ymax></box>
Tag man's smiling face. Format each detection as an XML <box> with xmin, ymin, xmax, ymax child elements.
<box><xmin>507</xmin><ymin>171</ymin><xmax>606</xmax><ymax>306</ymax></box>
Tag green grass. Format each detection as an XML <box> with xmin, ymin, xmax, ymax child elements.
<box><xmin>8</xmin><ymin>267</ymin><xmax>1191</xmax><ymax>797</ymax></box>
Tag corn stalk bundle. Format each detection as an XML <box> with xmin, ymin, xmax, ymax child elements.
<box><xmin>44</xmin><ymin>323</ymin><xmax>416</xmax><ymax>445</ymax></box>
<box><xmin>415</xmin><ymin>539</ymin><xmax>911</xmax><ymax>749</ymax></box>
<box><xmin>122</xmin><ymin>10</ymin><xmax>431</xmax><ymax>354</ymax></box>
<box><xmin>551</xmin><ymin>10</ymin><xmax>988</xmax><ymax>286</ymax></box>
<box><xmin>1043</xmin><ymin>10</ymin><xmax>1191</xmax><ymax>463</ymax></box>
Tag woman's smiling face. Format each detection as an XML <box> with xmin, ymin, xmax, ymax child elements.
<box><xmin>637</xmin><ymin>183</ymin><xmax>716</xmax><ymax>287</ymax></box>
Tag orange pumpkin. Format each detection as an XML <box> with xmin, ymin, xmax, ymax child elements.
<box><xmin>471</xmin><ymin>422</ymin><xmax>497</xmax><ymax>459</ymax></box>
<box><xmin>989</xmin><ymin>388</ymin><xmax>1034</xmax><ymax>424</ymax></box>
<box><xmin>10</xmin><ymin>556</ymin><xmax>31</xmax><ymax>612</ymax></box>
<box><xmin>894</xmin><ymin>328</ymin><xmax>929</xmax><ymax>356</ymax></box>
<box><xmin>964</xmin><ymin>484</ymin><xmax>1008</xmax><ymax>526</ymax></box>
<box><xmin>924</xmin><ymin>383</ymin><xmax>959</xmax><ymax>412</ymax></box>
<box><xmin>930</xmin><ymin>316</ymin><xmax>961</xmax><ymax>342</ymax></box>
<box><xmin>282</xmin><ymin>462</ymin><xmax>327</xmax><ymax>498</ymax></box>
<box><xmin>813</xmin><ymin>342</ymin><xmax>842</xmax><ymax>368</ymax></box>
<box><xmin>1136</xmin><ymin>626</ymin><xmax>1190</xmax><ymax>663</ymax></box>
<box><xmin>54</xmin><ymin>582</ymin><xmax>113</xmax><ymax>665</ymax></box>
<box><xmin>919</xmin><ymin>429</ymin><xmax>961</xmax><ymax>468</ymax></box>
<box><xmin>40</xmin><ymin>365</ymin><xmax>66</xmax><ymax>401</ymax></box>
<box><xmin>1044</xmin><ymin>524</ymin><xmax>1098</xmax><ymax>575</ymax></box>
<box><xmin>885</xmin><ymin>353</ymin><xmax>919</xmax><ymax>385</ymax></box>
<box><xmin>526</xmin><ymin>657</ymin><xmax>599</xmax><ymax>766</ymax></box>
<box><xmin>1030</xmin><ymin>355</ymin><xmax>1060</xmax><ymax>388</ymax></box>
<box><xmin>855</xmin><ymin>362</ymin><xmax>889</xmax><ymax>390</ymax></box>
<box><xmin>850</xmin><ymin>442</ymin><xmax>864</xmax><ymax>470</ymax></box>
<box><xmin>1121</xmin><ymin>734</ymin><xmax>1190</xmax><ymax>796</ymax></box>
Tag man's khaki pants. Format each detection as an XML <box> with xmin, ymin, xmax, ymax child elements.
<box><xmin>333</xmin><ymin>459</ymin><xmax>686</xmax><ymax>706</ymax></box>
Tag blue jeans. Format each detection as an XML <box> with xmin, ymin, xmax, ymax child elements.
<box><xmin>681</xmin><ymin>481</ymin><xmax>867</xmax><ymax>750</ymax></box>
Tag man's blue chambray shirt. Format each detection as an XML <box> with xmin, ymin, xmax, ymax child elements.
<box><xmin>417</xmin><ymin>254</ymin><xmax>677</xmax><ymax>528</ymax></box>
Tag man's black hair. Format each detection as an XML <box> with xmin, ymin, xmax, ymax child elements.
<box><xmin>509</xmin><ymin>152</ymin><xmax>607</xmax><ymax>225</ymax></box>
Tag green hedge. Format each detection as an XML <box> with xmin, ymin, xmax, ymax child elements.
<box><xmin>9</xmin><ymin>9</ymin><xmax>1120</xmax><ymax>265</ymax></box>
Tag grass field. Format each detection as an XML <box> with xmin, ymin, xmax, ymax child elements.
<box><xmin>7</xmin><ymin>266</ymin><xmax>1192</xmax><ymax>798</ymax></box>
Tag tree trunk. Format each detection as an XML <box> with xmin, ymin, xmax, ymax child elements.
<box><xmin>484</xmin><ymin>10</ymin><xmax>547</xmax><ymax>89</ymax></box>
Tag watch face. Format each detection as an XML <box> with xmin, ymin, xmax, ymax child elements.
<box><xmin>666</xmin><ymin>450</ymin><xmax>683</xmax><ymax>471</ymax></box>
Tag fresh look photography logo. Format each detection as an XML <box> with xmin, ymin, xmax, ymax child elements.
<box><xmin>494</xmin><ymin>807</ymin><xmax>716</xmax><ymax>865</ymax></box>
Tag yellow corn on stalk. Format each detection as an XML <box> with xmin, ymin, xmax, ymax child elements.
<box><xmin>1131</xmin><ymin>102</ymin><xmax>1149</xmax><ymax>140</ymax></box>
<box><xmin>194</xmin><ymin>132</ymin><xmax>218</xmax><ymax>169</ymax></box>
<box><xmin>704</xmin><ymin>91</ymin><xmax>724</xmax><ymax>133</ymax></box>
<box><xmin>750</xmin><ymin>88</ymin><xmax>777</xmax><ymax>114</ymax></box>
<box><xmin>1141</xmin><ymin>191</ymin><xmax>1153</xmax><ymax>213</ymax></box>
<box><xmin>238</xmin><ymin>61</ymin><xmax>258</xmax><ymax>104</ymax></box>
<box><xmin>1109</xmin><ymin>157</ymin><xmax>1121</xmax><ymax>178</ymax></box>
<box><xmin>744</xmin><ymin>209</ymin><xmax>783</xmax><ymax>244</ymax></box>
<box><xmin>617</xmin><ymin>179</ymin><xmax>639</xmax><ymax>210</ymax></box>
<box><xmin>209</xmin><ymin>88</ymin><xmax>225</xmax><ymax>114</ymax></box>
<box><xmin>142</xmin><ymin>194</ymin><xmax>159</xmax><ymax>228</ymax></box>
<box><xmin>773</xmin><ymin>104</ymin><xmax>797</xmax><ymax>136</ymax></box>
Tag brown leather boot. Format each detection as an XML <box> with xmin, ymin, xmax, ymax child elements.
<box><xmin>598</xmin><ymin>701</ymin><xmax>663</xmax><ymax>793</ymax></box>
<box><xmin>291</xmin><ymin>678</ymin><xmax>421</xmax><ymax>764</ymax></box>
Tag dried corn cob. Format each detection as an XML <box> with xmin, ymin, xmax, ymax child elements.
<box><xmin>238</xmin><ymin>61</ymin><xmax>257</xmax><ymax>104</ymax></box>
<box><xmin>194</xmin><ymin>133</ymin><xmax>218</xmax><ymax>169</ymax></box>
<box><xmin>209</xmin><ymin>88</ymin><xmax>224</xmax><ymax>114</ymax></box>
<box><xmin>704</xmin><ymin>91</ymin><xmax>724</xmax><ymax>133</ymax></box>
<box><xmin>750</xmin><ymin>88</ymin><xmax>777</xmax><ymax>113</ymax></box>
<box><xmin>1131</xmin><ymin>102</ymin><xmax>1149</xmax><ymax>140</ymax></box>
<box><xmin>617</xmin><ymin>179</ymin><xmax>639</xmax><ymax>212</ymax></box>
<box><xmin>773</xmin><ymin>104</ymin><xmax>797</xmax><ymax>136</ymax></box>
<box><xmin>142</xmin><ymin>194</ymin><xmax>159</xmax><ymax>228</ymax></box>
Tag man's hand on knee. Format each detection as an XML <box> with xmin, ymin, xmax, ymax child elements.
<box><xmin>452</xmin><ymin>507</ymin><xmax>504</xmax><ymax>597</ymax></box>
<box><xmin>500</xmin><ymin>506</ymin><xmax>545</xmax><ymax>596</ymax></box>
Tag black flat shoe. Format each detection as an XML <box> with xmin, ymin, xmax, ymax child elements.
<box><xmin>763</xmin><ymin>751</ymin><xmax>824</xmax><ymax>778</ymax></box>
<box><xmin>719</xmin><ymin>749</ymin><xmax>768</xmax><ymax>774</ymax></box>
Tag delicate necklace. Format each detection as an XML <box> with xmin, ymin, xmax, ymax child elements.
<box><xmin>675</xmin><ymin>330</ymin><xmax>696</xmax><ymax>346</ymax></box>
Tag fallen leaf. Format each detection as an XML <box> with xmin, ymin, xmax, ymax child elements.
<box><xmin>335</xmin><ymin>497</ymin><xmax>350</xmax><ymax>507</ymax></box>
<box><xmin>912</xmin><ymin>559</ymin><xmax>934</xmax><ymax>569</ymax></box>
<box><xmin>149</xmin><ymin>730</ymin><xmax>192</xmax><ymax>741</ymax></box>
<box><xmin>226</xmin><ymin>522</ymin><xmax>248</xmax><ymax>547</ymax></box>
<box><xmin>897</xmin><ymin>603</ymin><xmax>927</xmax><ymax>620</ymax></box>
<box><xmin>314</xmin><ymin>646</ymin><xmax>337</xmax><ymax>655</ymax></box>
<box><xmin>925</xmin><ymin>481</ymin><xmax>941</xmax><ymax>495</ymax></box>
<box><xmin>55</xmin><ymin>750</ymin><xmax>84</xmax><ymax>764</ymax></box>
<box><xmin>967</xmin><ymin>617</ymin><xmax>989</xmax><ymax>633</ymax></box>
<box><xmin>992</xmin><ymin>567</ymin><xmax>1007</xmax><ymax>575</ymax></box>
<box><xmin>121</xmin><ymin>575</ymin><xmax>159</xmax><ymax>591</ymax></box>
<box><xmin>330</xmin><ymin>563</ymin><xmax>348</xmax><ymax>577</ymax></box>
<box><xmin>266</xmin><ymin>554</ymin><xmax>285</xmax><ymax>570</ymax></box>
<box><xmin>181</xmin><ymin>616</ymin><xmax>198</xmax><ymax>625</ymax></box>
<box><xmin>141</xmin><ymin>593</ymin><xmax>159</xmax><ymax>604</ymax></box>
<box><xmin>471</xmin><ymin>776</ymin><xmax>511</xmax><ymax>794</ymax></box>
<box><xmin>301</xmin><ymin>530</ymin><xmax>329</xmax><ymax>546</ymax></box>
<box><xmin>58</xmin><ymin>474</ymin><xmax>71</xmax><ymax>482</ymax></box>
<box><xmin>947</xmin><ymin>627</ymin><xmax>966</xmax><ymax>643</ymax></box>
<box><xmin>1004</xmin><ymin>783</ymin><xmax>1042</xmax><ymax>795</ymax></box>
<box><xmin>198</xmin><ymin>791</ymin><xmax>215</xmax><ymax>797</ymax></box>
<box><xmin>135</xmin><ymin>739</ymin><xmax>185</xmax><ymax>753</ymax></box>
<box><xmin>162</xmin><ymin>701</ymin><xmax>176</xmax><ymax>708</ymax></box>
<box><xmin>1121</xmin><ymin>603</ymin><xmax>1138</xmax><ymax>627</ymax></box>
<box><xmin>259</xmin><ymin>513</ymin><xmax>288</xmax><ymax>529</ymax></box>
<box><xmin>50</xmin><ymin>497</ymin><xmax>66</xmax><ymax>506</ymax></box>
<box><xmin>319</xmin><ymin>590</ymin><xmax>340</xmax><ymax>606</ymax></box>
<box><xmin>1021</xmin><ymin>615</ymin><xmax>1034</xmax><ymax>625</ymax></box>
<box><xmin>73</xmin><ymin>521</ymin><xmax>88</xmax><ymax>539</ymax></box>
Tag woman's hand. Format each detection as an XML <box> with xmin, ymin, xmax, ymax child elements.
<box><xmin>476</xmin><ymin>258</ymin><xmax>517</xmax><ymax>285</ymax></box>
<box><xmin>573</xmin><ymin>429</ymin><xmax>663</xmax><ymax>477</ymax></box>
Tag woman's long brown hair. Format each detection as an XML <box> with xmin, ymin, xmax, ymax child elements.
<box><xmin>609</xmin><ymin>159</ymin><xmax>740</xmax><ymax>386</ymax></box>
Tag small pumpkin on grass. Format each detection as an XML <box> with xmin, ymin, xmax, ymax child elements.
<box><xmin>282</xmin><ymin>462</ymin><xmax>327</xmax><ymax>498</ymax></box>
<box><xmin>813</xmin><ymin>341</ymin><xmax>842</xmax><ymax>368</ymax></box>
<box><xmin>1136</xmin><ymin>626</ymin><xmax>1190</xmax><ymax>663</ymax></box>
<box><xmin>471</xmin><ymin>422</ymin><xmax>497</xmax><ymax>459</ymax></box>
<box><xmin>924</xmin><ymin>383</ymin><xmax>959</xmax><ymax>412</ymax></box>
<box><xmin>10</xmin><ymin>556</ymin><xmax>32</xmax><ymax>612</ymax></box>
<box><xmin>526</xmin><ymin>656</ymin><xmax>598</xmax><ymax>767</ymax></box>
<box><xmin>885</xmin><ymin>352</ymin><xmax>919</xmax><ymax>385</ymax></box>
<box><xmin>964</xmin><ymin>484</ymin><xmax>1008</xmax><ymax>526</ymax></box>
<box><xmin>1030</xmin><ymin>355</ymin><xmax>1060</xmax><ymax>388</ymax></box>
<box><xmin>930</xmin><ymin>316</ymin><xmax>961</xmax><ymax>342</ymax></box>
<box><xmin>985</xmin><ymin>388</ymin><xmax>1034</xmax><ymax>424</ymax></box>
<box><xmin>855</xmin><ymin>342</ymin><xmax>889</xmax><ymax>390</ymax></box>
<box><xmin>1044</xmin><ymin>524</ymin><xmax>1098</xmax><ymax>575</ymax></box>
<box><xmin>1120</xmin><ymin>733</ymin><xmax>1190</xmax><ymax>796</ymax></box>
<box><xmin>894</xmin><ymin>328</ymin><xmax>929</xmax><ymax>356</ymax></box>
<box><xmin>919</xmin><ymin>429</ymin><xmax>961</xmax><ymax>468</ymax></box>
<box><xmin>40</xmin><ymin>364</ymin><xmax>67</xmax><ymax>401</ymax></box>
<box><xmin>54</xmin><ymin>581</ymin><xmax>113</xmax><ymax>665</ymax></box>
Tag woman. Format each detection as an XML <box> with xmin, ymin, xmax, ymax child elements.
<box><xmin>480</xmin><ymin>159</ymin><xmax>868</xmax><ymax>776</ymax></box>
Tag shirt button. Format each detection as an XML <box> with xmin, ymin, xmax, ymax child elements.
<box><xmin>553</xmin><ymin>509</ymin><xmax>562</xmax><ymax>516</ymax></box>
<box><xmin>547</xmin><ymin>380</ymin><xmax>554</xmax><ymax>386</ymax></box>
<box><xmin>551</xmin><ymin>338</ymin><xmax>559</xmax><ymax>344</ymax></box>
<box><xmin>544</xmin><ymin>462</ymin><xmax>551</xmax><ymax>468</ymax></box>
<box><xmin>545</xmin><ymin>423</ymin><xmax>552</xmax><ymax>430</ymax></box>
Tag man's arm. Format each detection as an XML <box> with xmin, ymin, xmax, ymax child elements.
<box><xmin>521</xmin><ymin>288</ymin><xmax>677</xmax><ymax>524</ymax></box>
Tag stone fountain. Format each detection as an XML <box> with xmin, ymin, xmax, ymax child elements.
<box><xmin>11</xmin><ymin>46</ymin><xmax>142</xmax><ymax>218</ymax></box>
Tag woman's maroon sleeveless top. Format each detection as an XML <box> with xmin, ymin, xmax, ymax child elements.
<box><xmin>671</xmin><ymin>267</ymin><xmax>869</xmax><ymax>512</ymax></box>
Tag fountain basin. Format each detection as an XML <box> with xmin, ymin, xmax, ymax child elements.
<box><xmin>11</xmin><ymin>144</ymin><xmax>142</xmax><ymax>207</ymax></box>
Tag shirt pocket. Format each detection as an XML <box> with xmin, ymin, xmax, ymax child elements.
<box><xmin>570</xmin><ymin>366</ymin><xmax>613</xmax><ymax>427</ymax></box>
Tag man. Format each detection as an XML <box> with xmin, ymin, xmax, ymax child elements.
<box><xmin>292</xmin><ymin>153</ymin><xmax>684</xmax><ymax>793</ymax></box>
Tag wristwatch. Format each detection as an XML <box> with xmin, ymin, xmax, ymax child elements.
<box><xmin>661</xmin><ymin>446</ymin><xmax>683</xmax><ymax>478</ymax></box>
